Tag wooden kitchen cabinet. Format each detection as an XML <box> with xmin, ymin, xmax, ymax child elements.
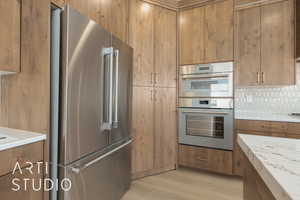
<box><xmin>235</xmin><ymin>0</ymin><xmax>295</xmax><ymax>86</ymax></box>
<box><xmin>154</xmin><ymin>88</ymin><xmax>177</xmax><ymax>170</ymax></box>
<box><xmin>235</xmin><ymin>7</ymin><xmax>261</xmax><ymax>86</ymax></box>
<box><xmin>204</xmin><ymin>0</ymin><xmax>234</xmax><ymax>63</ymax></box>
<box><xmin>0</xmin><ymin>0</ymin><xmax>21</xmax><ymax>73</ymax></box>
<box><xmin>179</xmin><ymin>0</ymin><xmax>234</xmax><ymax>65</ymax></box>
<box><xmin>179</xmin><ymin>144</ymin><xmax>233</xmax><ymax>175</ymax></box>
<box><xmin>130</xmin><ymin>1</ymin><xmax>177</xmax><ymax>87</ymax></box>
<box><xmin>260</xmin><ymin>0</ymin><xmax>294</xmax><ymax>85</ymax></box>
<box><xmin>129</xmin><ymin>0</ymin><xmax>155</xmax><ymax>86</ymax></box>
<box><xmin>179</xmin><ymin>7</ymin><xmax>205</xmax><ymax>65</ymax></box>
<box><xmin>131</xmin><ymin>87</ymin><xmax>155</xmax><ymax>174</ymax></box>
<box><xmin>131</xmin><ymin>87</ymin><xmax>177</xmax><ymax>178</ymax></box>
<box><xmin>0</xmin><ymin>164</ymin><xmax>43</xmax><ymax>200</ymax></box>
<box><xmin>68</xmin><ymin>0</ymin><xmax>129</xmax><ymax>42</ymax></box>
<box><xmin>0</xmin><ymin>142</ymin><xmax>44</xmax><ymax>177</ymax></box>
<box><xmin>234</xmin><ymin>119</ymin><xmax>300</xmax><ymax>176</ymax></box>
<box><xmin>154</xmin><ymin>6</ymin><xmax>177</xmax><ymax>88</ymax></box>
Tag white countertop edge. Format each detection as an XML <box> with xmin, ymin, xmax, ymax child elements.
<box><xmin>0</xmin><ymin>134</ymin><xmax>46</xmax><ymax>152</ymax></box>
<box><xmin>235</xmin><ymin>112</ymin><xmax>300</xmax><ymax>123</ymax></box>
<box><xmin>238</xmin><ymin>134</ymin><xmax>293</xmax><ymax>200</ymax></box>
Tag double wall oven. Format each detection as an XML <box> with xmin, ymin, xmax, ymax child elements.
<box><xmin>178</xmin><ymin>62</ymin><xmax>233</xmax><ymax>150</ymax></box>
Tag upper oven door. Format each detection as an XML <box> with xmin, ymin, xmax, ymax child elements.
<box><xmin>178</xmin><ymin>108</ymin><xmax>233</xmax><ymax>150</ymax></box>
<box><xmin>179</xmin><ymin>62</ymin><xmax>233</xmax><ymax>98</ymax></box>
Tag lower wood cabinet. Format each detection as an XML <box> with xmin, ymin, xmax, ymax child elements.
<box><xmin>234</xmin><ymin>119</ymin><xmax>300</xmax><ymax>176</ymax></box>
<box><xmin>0</xmin><ymin>164</ymin><xmax>43</xmax><ymax>200</ymax></box>
<box><xmin>243</xmin><ymin>152</ymin><xmax>276</xmax><ymax>200</ymax></box>
<box><xmin>0</xmin><ymin>142</ymin><xmax>44</xmax><ymax>200</ymax></box>
<box><xmin>179</xmin><ymin>144</ymin><xmax>233</xmax><ymax>175</ymax></box>
<box><xmin>131</xmin><ymin>86</ymin><xmax>177</xmax><ymax>179</ymax></box>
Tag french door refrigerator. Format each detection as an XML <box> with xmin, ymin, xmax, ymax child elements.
<box><xmin>50</xmin><ymin>5</ymin><xmax>133</xmax><ymax>200</ymax></box>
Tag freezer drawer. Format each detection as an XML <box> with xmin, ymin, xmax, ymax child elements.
<box><xmin>59</xmin><ymin>142</ymin><xmax>131</xmax><ymax>200</ymax></box>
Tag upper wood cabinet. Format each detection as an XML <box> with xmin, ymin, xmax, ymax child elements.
<box><xmin>179</xmin><ymin>7</ymin><xmax>205</xmax><ymax>65</ymax></box>
<box><xmin>235</xmin><ymin>7</ymin><xmax>261</xmax><ymax>86</ymax></box>
<box><xmin>129</xmin><ymin>0</ymin><xmax>155</xmax><ymax>87</ymax></box>
<box><xmin>154</xmin><ymin>6</ymin><xmax>177</xmax><ymax>87</ymax></box>
<box><xmin>236</xmin><ymin>0</ymin><xmax>295</xmax><ymax>86</ymax></box>
<box><xmin>179</xmin><ymin>0</ymin><xmax>234</xmax><ymax>65</ymax></box>
<box><xmin>0</xmin><ymin>0</ymin><xmax>21</xmax><ymax>73</ymax></box>
<box><xmin>130</xmin><ymin>1</ymin><xmax>177</xmax><ymax>87</ymax></box>
<box><xmin>204</xmin><ymin>0</ymin><xmax>234</xmax><ymax>63</ymax></box>
<box><xmin>68</xmin><ymin>0</ymin><xmax>129</xmax><ymax>42</ymax></box>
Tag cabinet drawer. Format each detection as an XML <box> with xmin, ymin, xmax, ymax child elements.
<box><xmin>179</xmin><ymin>144</ymin><xmax>232</xmax><ymax>175</ymax></box>
<box><xmin>0</xmin><ymin>164</ymin><xmax>43</xmax><ymax>199</ymax></box>
<box><xmin>269</xmin><ymin>122</ymin><xmax>288</xmax><ymax>133</ymax></box>
<box><xmin>0</xmin><ymin>142</ymin><xmax>43</xmax><ymax>177</ymax></box>
<box><xmin>235</xmin><ymin>120</ymin><xmax>270</xmax><ymax>132</ymax></box>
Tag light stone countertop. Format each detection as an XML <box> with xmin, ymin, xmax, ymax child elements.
<box><xmin>235</xmin><ymin>112</ymin><xmax>300</xmax><ymax>123</ymax></box>
<box><xmin>238</xmin><ymin>134</ymin><xmax>300</xmax><ymax>200</ymax></box>
<box><xmin>0</xmin><ymin>127</ymin><xmax>46</xmax><ymax>151</ymax></box>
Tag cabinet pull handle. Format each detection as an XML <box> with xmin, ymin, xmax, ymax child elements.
<box><xmin>257</xmin><ymin>72</ymin><xmax>260</xmax><ymax>84</ymax></box>
<box><xmin>154</xmin><ymin>73</ymin><xmax>158</xmax><ymax>84</ymax></box>
<box><xmin>261</xmin><ymin>72</ymin><xmax>264</xmax><ymax>84</ymax></box>
<box><xmin>150</xmin><ymin>72</ymin><xmax>153</xmax><ymax>84</ymax></box>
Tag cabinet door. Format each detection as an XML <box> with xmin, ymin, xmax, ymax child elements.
<box><xmin>179</xmin><ymin>7</ymin><xmax>205</xmax><ymax>65</ymax></box>
<box><xmin>154</xmin><ymin>87</ymin><xmax>177</xmax><ymax>171</ymax></box>
<box><xmin>204</xmin><ymin>0</ymin><xmax>234</xmax><ymax>62</ymax></box>
<box><xmin>154</xmin><ymin>7</ymin><xmax>177</xmax><ymax>88</ymax></box>
<box><xmin>261</xmin><ymin>0</ymin><xmax>294</xmax><ymax>85</ymax></box>
<box><xmin>110</xmin><ymin>0</ymin><xmax>129</xmax><ymax>42</ymax></box>
<box><xmin>235</xmin><ymin>7</ymin><xmax>261</xmax><ymax>86</ymax></box>
<box><xmin>0</xmin><ymin>164</ymin><xmax>43</xmax><ymax>200</ymax></box>
<box><xmin>129</xmin><ymin>0</ymin><xmax>154</xmax><ymax>86</ymax></box>
<box><xmin>131</xmin><ymin>87</ymin><xmax>154</xmax><ymax>174</ymax></box>
<box><xmin>0</xmin><ymin>0</ymin><xmax>20</xmax><ymax>73</ymax></box>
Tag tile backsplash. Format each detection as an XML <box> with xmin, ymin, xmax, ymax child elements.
<box><xmin>235</xmin><ymin>63</ymin><xmax>300</xmax><ymax>114</ymax></box>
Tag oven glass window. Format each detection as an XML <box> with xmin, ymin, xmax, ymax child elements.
<box><xmin>189</xmin><ymin>79</ymin><xmax>228</xmax><ymax>90</ymax></box>
<box><xmin>186</xmin><ymin>115</ymin><xmax>224</xmax><ymax>138</ymax></box>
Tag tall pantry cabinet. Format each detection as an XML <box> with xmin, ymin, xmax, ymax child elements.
<box><xmin>129</xmin><ymin>0</ymin><xmax>177</xmax><ymax>178</ymax></box>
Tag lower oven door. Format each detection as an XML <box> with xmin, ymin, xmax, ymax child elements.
<box><xmin>178</xmin><ymin>108</ymin><xmax>233</xmax><ymax>150</ymax></box>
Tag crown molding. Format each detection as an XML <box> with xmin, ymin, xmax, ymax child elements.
<box><xmin>142</xmin><ymin>0</ymin><xmax>224</xmax><ymax>10</ymax></box>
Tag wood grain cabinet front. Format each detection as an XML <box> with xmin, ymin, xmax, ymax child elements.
<box><xmin>0</xmin><ymin>0</ymin><xmax>21</xmax><ymax>73</ymax></box>
<box><xmin>131</xmin><ymin>87</ymin><xmax>177</xmax><ymax>179</ymax></box>
<box><xmin>179</xmin><ymin>144</ymin><xmax>233</xmax><ymax>175</ymax></box>
<box><xmin>179</xmin><ymin>0</ymin><xmax>234</xmax><ymax>65</ymax></box>
<box><xmin>234</xmin><ymin>119</ymin><xmax>300</xmax><ymax>176</ymax></box>
<box><xmin>235</xmin><ymin>0</ymin><xmax>295</xmax><ymax>86</ymax></box>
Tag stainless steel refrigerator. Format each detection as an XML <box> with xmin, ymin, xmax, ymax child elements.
<box><xmin>50</xmin><ymin>5</ymin><xmax>133</xmax><ymax>200</ymax></box>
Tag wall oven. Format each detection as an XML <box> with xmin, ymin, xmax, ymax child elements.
<box><xmin>178</xmin><ymin>98</ymin><xmax>233</xmax><ymax>150</ymax></box>
<box><xmin>179</xmin><ymin>62</ymin><xmax>233</xmax><ymax>98</ymax></box>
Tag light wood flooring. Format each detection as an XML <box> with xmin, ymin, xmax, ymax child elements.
<box><xmin>122</xmin><ymin>168</ymin><xmax>243</xmax><ymax>200</ymax></box>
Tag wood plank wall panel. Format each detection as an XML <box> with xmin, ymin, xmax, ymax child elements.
<box><xmin>0</xmin><ymin>0</ymin><xmax>20</xmax><ymax>73</ymax></box>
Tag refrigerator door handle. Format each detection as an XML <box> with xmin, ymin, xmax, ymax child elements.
<box><xmin>102</xmin><ymin>47</ymin><xmax>114</xmax><ymax>131</ymax></box>
<box><xmin>113</xmin><ymin>49</ymin><xmax>119</xmax><ymax>128</ymax></box>
<box><xmin>70</xmin><ymin>139</ymin><xmax>132</xmax><ymax>174</ymax></box>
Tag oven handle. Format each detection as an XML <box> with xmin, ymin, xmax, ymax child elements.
<box><xmin>181</xmin><ymin>74</ymin><xmax>230</xmax><ymax>80</ymax></box>
<box><xmin>180</xmin><ymin>110</ymin><xmax>230</xmax><ymax>115</ymax></box>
